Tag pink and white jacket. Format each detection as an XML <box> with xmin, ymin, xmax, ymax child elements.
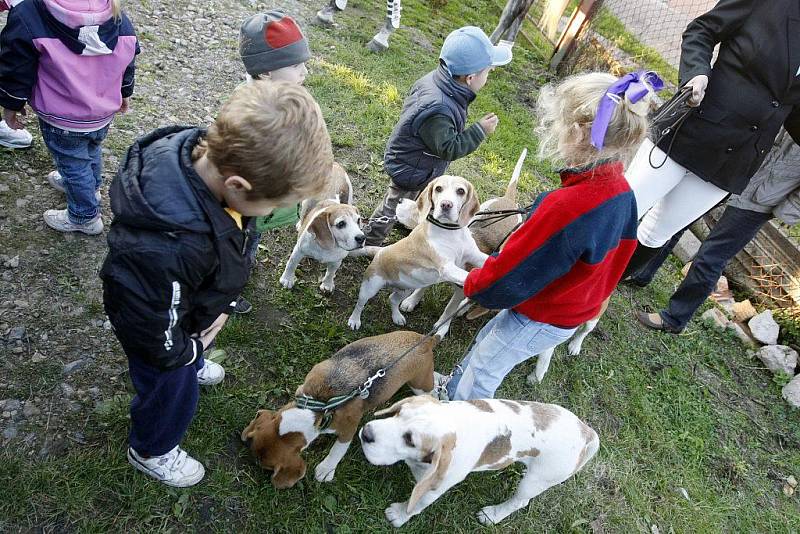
<box><xmin>0</xmin><ymin>0</ymin><xmax>138</xmax><ymax>131</ymax></box>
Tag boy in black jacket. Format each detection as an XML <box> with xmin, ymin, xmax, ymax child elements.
<box><xmin>100</xmin><ymin>81</ymin><xmax>333</xmax><ymax>487</ymax></box>
<box><xmin>364</xmin><ymin>26</ymin><xmax>511</xmax><ymax>245</ymax></box>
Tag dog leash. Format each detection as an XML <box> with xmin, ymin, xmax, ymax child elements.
<box><xmin>295</xmin><ymin>298</ymin><xmax>473</xmax><ymax>429</ymax></box>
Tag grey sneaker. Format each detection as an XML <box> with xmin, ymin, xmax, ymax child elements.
<box><xmin>43</xmin><ymin>209</ymin><xmax>103</xmax><ymax>235</ymax></box>
<box><xmin>128</xmin><ymin>446</ymin><xmax>205</xmax><ymax>487</ymax></box>
<box><xmin>47</xmin><ymin>171</ymin><xmax>101</xmax><ymax>202</ymax></box>
<box><xmin>315</xmin><ymin>5</ymin><xmax>336</xmax><ymax>25</ymax></box>
<box><xmin>0</xmin><ymin>120</ymin><xmax>32</xmax><ymax>149</ymax></box>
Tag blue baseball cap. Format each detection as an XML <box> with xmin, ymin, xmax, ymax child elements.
<box><xmin>439</xmin><ymin>26</ymin><xmax>513</xmax><ymax>76</ymax></box>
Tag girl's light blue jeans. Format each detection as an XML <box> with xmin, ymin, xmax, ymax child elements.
<box><xmin>446</xmin><ymin>309</ymin><xmax>576</xmax><ymax>400</ymax></box>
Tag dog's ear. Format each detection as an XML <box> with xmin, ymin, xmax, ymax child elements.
<box><xmin>416</xmin><ymin>180</ymin><xmax>436</xmax><ymax>217</ymax></box>
<box><xmin>309</xmin><ymin>210</ymin><xmax>334</xmax><ymax>248</ymax></box>
<box><xmin>271</xmin><ymin>454</ymin><xmax>307</xmax><ymax>490</ymax></box>
<box><xmin>407</xmin><ymin>432</ymin><xmax>457</xmax><ymax>513</ymax></box>
<box><xmin>458</xmin><ymin>181</ymin><xmax>481</xmax><ymax>227</ymax></box>
<box><xmin>374</xmin><ymin>395</ymin><xmax>436</xmax><ymax>418</ymax></box>
<box><xmin>241</xmin><ymin>409</ymin><xmax>272</xmax><ymax>444</ymax></box>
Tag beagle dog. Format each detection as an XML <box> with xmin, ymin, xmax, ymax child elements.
<box><xmin>395</xmin><ymin>149</ymin><xmax>528</xmax><ymax>337</ymax></box>
<box><xmin>347</xmin><ymin>175</ymin><xmax>487</xmax><ymax>330</ymax></box>
<box><xmin>359</xmin><ymin>395</ymin><xmax>599</xmax><ymax>527</ymax></box>
<box><xmin>526</xmin><ymin>296</ymin><xmax>611</xmax><ymax>384</ymax></box>
<box><xmin>241</xmin><ymin>331</ymin><xmax>437</xmax><ymax>489</ymax></box>
<box><xmin>280</xmin><ymin>163</ymin><xmax>367</xmax><ymax>293</ymax></box>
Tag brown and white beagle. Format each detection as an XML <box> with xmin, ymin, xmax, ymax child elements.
<box><xmin>347</xmin><ymin>175</ymin><xmax>487</xmax><ymax>330</ymax></box>
<box><xmin>241</xmin><ymin>331</ymin><xmax>437</xmax><ymax>489</ymax></box>
<box><xmin>395</xmin><ymin>149</ymin><xmax>528</xmax><ymax>337</ymax></box>
<box><xmin>281</xmin><ymin>163</ymin><xmax>370</xmax><ymax>293</ymax></box>
<box><xmin>360</xmin><ymin>395</ymin><xmax>599</xmax><ymax>527</ymax></box>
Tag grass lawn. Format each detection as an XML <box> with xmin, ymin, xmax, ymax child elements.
<box><xmin>2</xmin><ymin>1</ymin><xmax>799</xmax><ymax>532</ymax></box>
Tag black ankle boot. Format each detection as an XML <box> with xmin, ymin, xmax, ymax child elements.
<box><xmin>622</xmin><ymin>242</ymin><xmax>663</xmax><ymax>280</ymax></box>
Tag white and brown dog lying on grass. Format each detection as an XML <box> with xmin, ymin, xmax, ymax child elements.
<box><xmin>360</xmin><ymin>395</ymin><xmax>599</xmax><ymax>527</ymax></box>
<box><xmin>241</xmin><ymin>331</ymin><xmax>436</xmax><ymax>489</ymax></box>
<box><xmin>395</xmin><ymin>149</ymin><xmax>528</xmax><ymax>337</ymax></box>
<box><xmin>347</xmin><ymin>175</ymin><xmax>486</xmax><ymax>330</ymax></box>
<box><xmin>280</xmin><ymin>163</ymin><xmax>369</xmax><ymax>293</ymax></box>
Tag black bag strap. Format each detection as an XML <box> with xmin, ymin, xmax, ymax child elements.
<box><xmin>647</xmin><ymin>86</ymin><xmax>694</xmax><ymax>169</ymax></box>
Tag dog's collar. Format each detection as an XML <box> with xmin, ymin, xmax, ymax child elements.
<box><xmin>426</xmin><ymin>212</ymin><xmax>462</xmax><ymax>231</ymax></box>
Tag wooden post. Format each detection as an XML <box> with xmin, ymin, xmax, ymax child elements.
<box><xmin>549</xmin><ymin>0</ymin><xmax>604</xmax><ymax>72</ymax></box>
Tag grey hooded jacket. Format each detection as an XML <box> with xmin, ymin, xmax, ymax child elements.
<box><xmin>729</xmin><ymin>130</ymin><xmax>800</xmax><ymax>225</ymax></box>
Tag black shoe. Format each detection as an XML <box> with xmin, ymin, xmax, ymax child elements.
<box><xmin>233</xmin><ymin>296</ymin><xmax>253</xmax><ymax>314</ymax></box>
<box><xmin>620</xmin><ymin>277</ymin><xmax>649</xmax><ymax>289</ymax></box>
<box><xmin>636</xmin><ymin>310</ymin><xmax>682</xmax><ymax>334</ymax></box>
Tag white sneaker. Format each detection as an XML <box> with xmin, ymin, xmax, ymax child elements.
<box><xmin>197</xmin><ymin>360</ymin><xmax>225</xmax><ymax>385</ymax></box>
<box><xmin>127</xmin><ymin>446</ymin><xmax>205</xmax><ymax>487</ymax></box>
<box><xmin>0</xmin><ymin>120</ymin><xmax>32</xmax><ymax>149</ymax></box>
<box><xmin>43</xmin><ymin>209</ymin><xmax>103</xmax><ymax>235</ymax></box>
<box><xmin>47</xmin><ymin>171</ymin><xmax>101</xmax><ymax>202</ymax></box>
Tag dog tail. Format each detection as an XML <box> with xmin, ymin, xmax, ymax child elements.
<box><xmin>504</xmin><ymin>147</ymin><xmax>527</xmax><ymax>203</ymax></box>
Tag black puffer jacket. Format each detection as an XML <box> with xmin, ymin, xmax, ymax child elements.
<box><xmin>100</xmin><ymin>126</ymin><xmax>252</xmax><ymax>370</ymax></box>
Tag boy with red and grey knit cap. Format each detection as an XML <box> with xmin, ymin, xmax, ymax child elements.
<box><xmin>232</xmin><ymin>10</ymin><xmax>312</xmax><ymax>314</ymax></box>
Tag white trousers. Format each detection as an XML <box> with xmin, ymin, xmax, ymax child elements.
<box><xmin>625</xmin><ymin>138</ymin><xmax>728</xmax><ymax>248</ymax></box>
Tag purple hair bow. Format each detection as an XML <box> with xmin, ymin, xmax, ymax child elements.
<box><xmin>590</xmin><ymin>70</ymin><xmax>665</xmax><ymax>150</ymax></box>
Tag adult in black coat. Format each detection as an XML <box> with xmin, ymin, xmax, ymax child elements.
<box><xmin>622</xmin><ymin>0</ymin><xmax>800</xmax><ymax>277</ymax></box>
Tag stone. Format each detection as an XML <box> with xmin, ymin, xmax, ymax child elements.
<box><xmin>755</xmin><ymin>345</ymin><xmax>798</xmax><ymax>376</ymax></box>
<box><xmin>674</xmin><ymin>231</ymin><xmax>702</xmax><ymax>263</ymax></box>
<box><xmin>726</xmin><ymin>322</ymin><xmax>759</xmax><ymax>347</ymax></box>
<box><xmin>732</xmin><ymin>300</ymin><xmax>758</xmax><ymax>322</ymax></box>
<box><xmin>782</xmin><ymin>375</ymin><xmax>800</xmax><ymax>408</ymax></box>
<box><xmin>22</xmin><ymin>402</ymin><xmax>41</xmax><ymax>418</ymax></box>
<box><xmin>61</xmin><ymin>383</ymin><xmax>75</xmax><ymax>398</ymax></box>
<box><xmin>749</xmin><ymin>310</ymin><xmax>780</xmax><ymax>345</ymax></box>
<box><xmin>7</xmin><ymin>325</ymin><xmax>25</xmax><ymax>341</ymax></box>
<box><xmin>3</xmin><ymin>255</ymin><xmax>19</xmax><ymax>268</ymax></box>
<box><xmin>31</xmin><ymin>352</ymin><xmax>46</xmax><ymax>364</ymax></box>
<box><xmin>680</xmin><ymin>262</ymin><xmax>692</xmax><ymax>277</ymax></box>
<box><xmin>0</xmin><ymin>399</ymin><xmax>21</xmax><ymax>412</ymax></box>
<box><xmin>701</xmin><ymin>308</ymin><xmax>729</xmax><ymax>330</ymax></box>
<box><xmin>103</xmin><ymin>320</ymin><xmax>112</xmax><ymax>330</ymax></box>
<box><xmin>62</xmin><ymin>359</ymin><xmax>87</xmax><ymax>376</ymax></box>
<box><xmin>2</xmin><ymin>425</ymin><xmax>17</xmax><ymax>440</ymax></box>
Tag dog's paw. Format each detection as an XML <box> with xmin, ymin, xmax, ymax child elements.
<box><xmin>434</xmin><ymin>323</ymin><xmax>451</xmax><ymax>339</ymax></box>
<box><xmin>385</xmin><ymin>502</ymin><xmax>410</xmax><ymax>527</ymax></box>
<box><xmin>319</xmin><ymin>281</ymin><xmax>335</xmax><ymax>293</ymax></box>
<box><xmin>567</xmin><ymin>339</ymin><xmax>583</xmax><ymax>356</ymax></box>
<box><xmin>314</xmin><ymin>463</ymin><xmax>336</xmax><ymax>483</ymax></box>
<box><xmin>391</xmin><ymin>311</ymin><xmax>407</xmax><ymax>326</ymax></box>
<box><xmin>279</xmin><ymin>274</ymin><xmax>296</xmax><ymax>289</ymax></box>
<box><xmin>348</xmin><ymin>315</ymin><xmax>362</xmax><ymax>330</ymax></box>
<box><xmin>477</xmin><ymin>506</ymin><xmax>501</xmax><ymax>526</ymax></box>
<box><xmin>399</xmin><ymin>297</ymin><xmax>418</xmax><ymax>313</ymax></box>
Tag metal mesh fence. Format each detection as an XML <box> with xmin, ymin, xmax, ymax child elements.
<box><xmin>553</xmin><ymin>0</ymin><xmax>717</xmax><ymax>86</ymax></box>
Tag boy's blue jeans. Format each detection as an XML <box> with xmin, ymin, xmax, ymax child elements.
<box><xmin>446</xmin><ymin>309</ymin><xmax>575</xmax><ymax>400</ymax></box>
<box><xmin>39</xmin><ymin>120</ymin><xmax>109</xmax><ymax>224</ymax></box>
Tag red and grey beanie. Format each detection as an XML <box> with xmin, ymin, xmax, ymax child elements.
<box><xmin>239</xmin><ymin>11</ymin><xmax>311</xmax><ymax>77</ymax></box>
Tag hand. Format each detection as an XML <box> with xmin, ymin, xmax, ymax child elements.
<box><xmin>118</xmin><ymin>97</ymin><xmax>130</xmax><ymax>114</ymax></box>
<box><xmin>3</xmin><ymin>107</ymin><xmax>26</xmax><ymax>129</ymax></box>
<box><xmin>684</xmin><ymin>75</ymin><xmax>709</xmax><ymax>107</ymax></box>
<box><xmin>478</xmin><ymin>113</ymin><xmax>499</xmax><ymax>135</ymax></box>
<box><xmin>199</xmin><ymin>313</ymin><xmax>229</xmax><ymax>349</ymax></box>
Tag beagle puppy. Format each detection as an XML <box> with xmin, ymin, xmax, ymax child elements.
<box><xmin>241</xmin><ymin>331</ymin><xmax>437</xmax><ymax>489</ymax></box>
<box><xmin>360</xmin><ymin>395</ymin><xmax>599</xmax><ymax>527</ymax></box>
<box><xmin>280</xmin><ymin>164</ymin><xmax>367</xmax><ymax>293</ymax></box>
<box><xmin>347</xmin><ymin>175</ymin><xmax>487</xmax><ymax>330</ymax></box>
<box><xmin>396</xmin><ymin>149</ymin><xmax>528</xmax><ymax>337</ymax></box>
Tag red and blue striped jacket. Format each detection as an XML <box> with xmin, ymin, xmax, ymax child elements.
<box><xmin>464</xmin><ymin>160</ymin><xmax>637</xmax><ymax>328</ymax></box>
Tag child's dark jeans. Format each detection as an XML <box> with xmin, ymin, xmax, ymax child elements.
<box><xmin>364</xmin><ymin>182</ymin><xmax>420</xmax><ymax>246</ymax></box>
<box><xmin>39</xmin><ymin>119</ymin><xmax>109</xmax><ymax>224</ymax></box>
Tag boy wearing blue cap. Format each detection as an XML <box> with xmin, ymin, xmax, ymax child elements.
<box><xmin>364</xmin><ymin>26</ymin><xmax>512</xmax><ymax>245</ymax></box>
